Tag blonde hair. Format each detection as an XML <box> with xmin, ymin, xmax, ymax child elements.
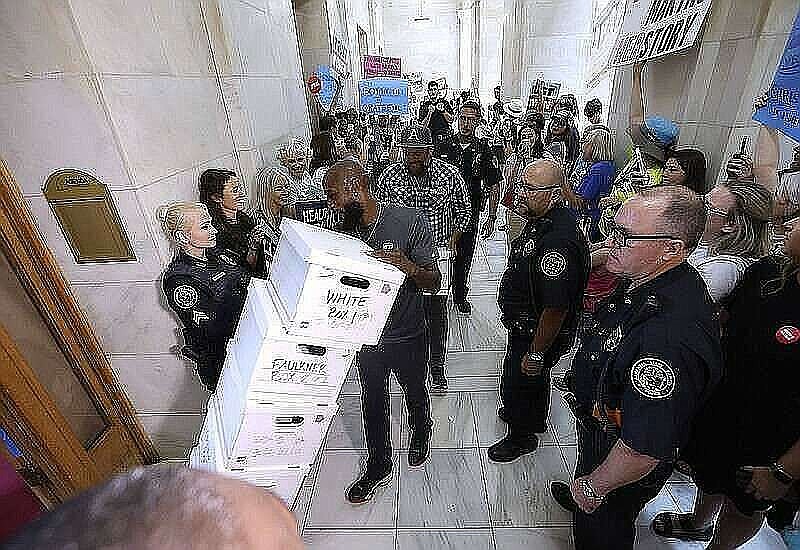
<box><xmin>712</xmin><ymin>180</ymin><xmax>773</xmax><ymax>257</ymax></box>
<box><xmin>156</xmin><ymin>202</ymin><xmax>208</xmax><ymax>244</ymax></box>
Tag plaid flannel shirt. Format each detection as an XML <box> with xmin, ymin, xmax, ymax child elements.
<box><xmin>375</xmin><ymin>159</ymin><xmax>471</xmax><ymax>246</ymax></box>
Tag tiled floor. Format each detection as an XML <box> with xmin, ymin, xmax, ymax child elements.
<box><xmin>293</xmin><ymin>228</ymin><xmax>788</xmax><ymax>549</ymax></box>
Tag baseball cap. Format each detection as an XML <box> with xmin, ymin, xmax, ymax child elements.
<box><xmin>627</xmin><ymin>115</ymin><xmax>679</xmax><ymax>162</ymax></box>
<box><xmin>398</xmin><ymin>124</ymin><xmax>433</xmax><ymax>148</ymax></box>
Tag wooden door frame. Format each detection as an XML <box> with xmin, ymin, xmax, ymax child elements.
<box><xmin>0</xmin><ymin>157</ymin><xmax>158</xmax><ymax>500</ymax></box>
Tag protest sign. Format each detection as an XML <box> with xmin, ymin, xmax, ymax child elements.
<box><xmin>610</xmin><ymin>0</ymin><xmax>712</xmax><ymax>67</ymax></box>
<box><xmin>363</xmin><ymin>55</ymin><xmax>402</xmax><ymax>78</ymax></box>
<box><xmin>316</xmin><ymin>65</ymin><xmax>338</xmax><ymax>111</ymax></box>
<box><xmin>294</xmin><ymin>200</ymin><xmax>343</xmax><ymax>231</ymax></box>
<box><xmin>527</xmin><ymin>79</ymin><xmax>561</xmax><ymax>115</ymax></box>
<box><xmin>358</xmin><ymin>78</ymin><xmax>409</xmax><ymax>115</ymax></box>
<box><xmin>753</xmin><ymin>7</ymin><xmax>800</xmax><ymax>142</ymax></box>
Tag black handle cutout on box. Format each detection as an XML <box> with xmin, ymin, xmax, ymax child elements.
<box><xmin>298</xmin><ymin>344</ymin><xmax>326</xmax><ymax>356</ymax></box>
<box><xmin>340</xmin><ymin>275</ymin><xmax>370</xmax><ymax>289</ymax></box>
<box><xmin>275</xmin><ymin>416</ymin><xmax>304</xmax><ymax>426</ymax></box>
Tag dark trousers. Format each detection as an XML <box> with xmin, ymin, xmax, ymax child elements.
<box><xmin>423</xmin><ymin>295</ymin><xmax>448</xmax><ymax>377</ymax></box>
<box><xmin>357</xmin><ymin>333</ymin><xmax>432</xmax><ymax>472</ymax></box>
<box><xmin>500</xmin><ymin>330</ymin><xmax>566</xmax><ymax>439</ymax></box>
<box><xmin>452</xmin><ymin>203</ymin><xmax>481</xmax><ymax>304</ymax></box>
<box><xmin>573</xmin><ymin>421</ymin><xmax>672</xmax><ymax>550</ymax></box>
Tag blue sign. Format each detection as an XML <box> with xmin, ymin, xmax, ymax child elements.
<box><xmin>316</xmin><ymin>65</ymin><xmax>337</xmax><ymax>111</ymax></box>
<box><xmin>359</xmin><ymin>78</ymin><xmax>409</xmax><ymax>115</ymax></box>
<box><xmin>0</xmin><ymin>426</ymin><xmax>22</xmax><ymax>458</ymax></box>
<box><xmin>753</xmin><ymin>7</ymin><xmax>800</xmax><ymax>141</ymax></box>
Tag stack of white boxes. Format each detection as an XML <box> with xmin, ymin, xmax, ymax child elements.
<box><xmin>189</xmin><ymin>219</ymin><xmax>406</xmax><ymax>507</ymax></box>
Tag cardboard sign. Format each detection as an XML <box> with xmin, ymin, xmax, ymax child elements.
<box><xmin>358</xmin><ymin>78</ymin><xmax>409</xmax><ymax>115</ymax></box>
<box><xmin>753</xmin><ymin>7</ymin><xmax>800</xmax><ymax>142</ymax></box>
<box><xmin>294</xmin><ymin>200</ymin><xmax>342</xmax><ymax>230</ymax></box>
<box><xmin>527</xmin><ymin>79</ymin><xmax>561</xmax><ymax>115</ymax></box>
<box><xmin>363</xmin><ymin>55</ymin><xmax>402</xmax><ymax>78</ymax></box>
<box><xmin>316</xmin><ymin>65</ymin><xmax>337</xmax><ymax>110</ymax></box>
<box><xmin>610</xmin><ymin>0</ymin><xmax>712</xmax><ymax>67</ymax></box>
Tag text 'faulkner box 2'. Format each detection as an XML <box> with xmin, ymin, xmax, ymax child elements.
<box><xmin>229</xmin><ymin>279</ymin><xmax>356</xmax><ymax>401</ymax></box>
<box><xmin>269</xmin><ymin>219</ymin><xmax>405</xmax><ymax>346</ymax></box>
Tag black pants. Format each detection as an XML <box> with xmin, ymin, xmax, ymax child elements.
<box><xmin>500</xmin><ymin>330</ymin><xmax>566</xmax><ymax>439</ymax></box>
<box><xmin>453</xmin><ymin>203</ymin><xmax>481</xmax><ymax>304</ymax></box>
<box><xmin>357</xmin><ymin>333</ymin><xmax>432</xmax><ymax>472</ymax></box>
<box><xmin>573</xmin><ymin>421</ymin><xmax>672</xmax><ymax>550</ymax></box>
<box><xmin>423</xmin><ymin>295</ymin><xmax>448</xmax><ymax>378</ymax></box>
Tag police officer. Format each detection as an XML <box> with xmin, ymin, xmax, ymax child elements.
<box><xmin>436</xmin><ymin>100</ymin><xmax>503</xmax><ymax>314</ymax></box>
<box><xmin>490</xmin><ymin>159</ymin><xmax>589</xmax><ymax>463</ymax></box>
<box><xmin>549</xmin><ymin>185</ymin><xmax>722</xmax><ymax>550</ymax></box>
<box><xmin>158</xmin><ymin>202</ymin><xmax>250</xmax><ymax>391</ymax></box>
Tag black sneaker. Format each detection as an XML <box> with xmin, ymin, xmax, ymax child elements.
<box><xmin>550</xmin><ymin>480</ymin><xmax>578</xmax><ymax>513</ymax></box>
<box><xmin>430</xmin><ymin>372</ymin><xmax>448</xmax><ymax>392</ymax></box>
<box><xmin>455</xmin><ymin>300</ymin><xmax>472</xmax><ymax>314</ymax></box>
<box><xmin>345</xmin><ymin>467</ymin><xmax>392</xmax><ymax>505</ymax></box>
<box><xmin>497</xmin><ymin>407</ymin><xmax>509</xmax><ymax>423</ymax></box>
<box><xmin>408</xmin><ymin>432</ymin><xmax>431</xmax><ymax>467</ymax></box>
<box><xmin>487</xmin><ymin>435</ymin><xmax>539</xmax><ymax>463</ymax></box>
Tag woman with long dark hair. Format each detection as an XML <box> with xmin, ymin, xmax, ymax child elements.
<box><xmin>664</xmin><ymin>148</ymin><xmax>708</xmax><ymax>193</ymax></box>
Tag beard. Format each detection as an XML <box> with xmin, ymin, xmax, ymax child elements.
<box><xmin>340</xmin><ymin>201</ymin><xmax>366</xmax><ymax>232</ymax></box>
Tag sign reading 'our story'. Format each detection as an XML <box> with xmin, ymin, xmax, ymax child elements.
<box><xmin>610</xmin><ymin>0</ymin><xmax>712</xmax><ymax>67</ymax></box>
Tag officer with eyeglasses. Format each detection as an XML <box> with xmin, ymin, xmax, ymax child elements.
<box><xmin>549</xmin><ymin>185</ymin><xmax>723</xmax><ymax>550</ymax></box>
<box><xmin>490</xmin><ymin>159</ymin><xmax>589</xmax><ymax>463</ymax></box>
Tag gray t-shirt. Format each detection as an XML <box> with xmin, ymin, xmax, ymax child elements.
<box><xmin>360</xmin><ymin>205</ymin><xmax>436</xmax><ymax>343</ymax></box>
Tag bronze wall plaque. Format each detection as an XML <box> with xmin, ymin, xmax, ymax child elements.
<box><xmin>43</xmin><ymin>169</ymin><xmax>136</xmax><ymax>264</ymax></box>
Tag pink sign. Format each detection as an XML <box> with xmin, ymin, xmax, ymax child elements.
<box><xmin>362</xmin><ymin>55</ymin><xmax>402</xmax><ymax>78</ymax></box>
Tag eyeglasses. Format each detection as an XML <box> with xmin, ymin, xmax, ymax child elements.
<box><xmin>605</xmin><ymin>220</ymin><xmax>679</xmax><ymax>248</ymax></box>
<box><xmin>664</xmin><ymin>160</ymin><xmax>685</xmax><ymax>173</ymax></box>
<box><xmin>459</xmin><ymin>115</ymin><xmax>480</xmax><ymax>124</ymax></box>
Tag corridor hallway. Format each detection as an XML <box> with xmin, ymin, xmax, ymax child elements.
<box><xmin>291</xmin><ymin>219</ymin><xmax>788</xmax><ymax>549</ymax></box>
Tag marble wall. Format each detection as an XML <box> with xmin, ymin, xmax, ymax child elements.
<box><xmin>0</xmin><ymin>0</ymin><xmax>310</xmax><ymax>458</ymax></box>
<box><xmin>383</xmin><ymin>0</ymin><xmax>463</xmax><ymax>91</ymax></box>
<box><xmin>501</xmin><ymin>0</ymin><xmax>593</xmax><ymax>106</ymax></box>
<box><xmin>606</xmin><ymin>0</ymin><xmax>799</xmax><ymax>185</ymax></box>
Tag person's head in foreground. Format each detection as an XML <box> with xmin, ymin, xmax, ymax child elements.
<box><xmin>663</xmin><ymin>148</ymin><xmax>707</xmax><ymax>193</ymax></box>
<box><xmin>605</xmin><ymin>186</ymin><xmax>706</xmax><ymax>284</ymax></box>
<box><xmin>6</xmin><ymin>465</ymin><xmax>303</xmax><ymax>550</ymax></box>
<box><xmin>199</xmin><ymin>168</ymin><xmax>245</xmax><ymax>221</ymax></box>
<box><xmin>514</xmin><ymin>159</ymin><xmax>576</xmax><ymax>218</ymax></box>
<box><xmin>158</xmin><ymin>202</ymin><xmax>217</xmax><ymax>256</ymax></box>
<box><xmin>323</xmin><ymin>159</ymin><xmax>373</xmax><ymax>232</ymax></box>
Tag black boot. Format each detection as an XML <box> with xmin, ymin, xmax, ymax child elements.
<box><xmin>345</xmin><ymin>465</ymin><xmax>392</xmax><ymax>505</ymax></box>
<box><xmin>487</xmin><ymin>435</ymin><xmax>539</xmax><ymax>463</ymax></box>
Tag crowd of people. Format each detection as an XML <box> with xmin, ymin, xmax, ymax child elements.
<box><xmin>10</xmin><ymin>61</ymin><xmax>800</xmax><ymax>549</ymax></box>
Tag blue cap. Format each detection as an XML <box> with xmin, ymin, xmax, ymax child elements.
<box><xmin>628</xmin><ymin>115</ymin><xmax>679</xmax><ymax>161</ymax></box>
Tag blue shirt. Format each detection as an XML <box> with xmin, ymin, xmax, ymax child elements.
<box><xmin>576</xmin><ymin>161</ymin><xmax>615</xmax><ymax>239</ymax></box>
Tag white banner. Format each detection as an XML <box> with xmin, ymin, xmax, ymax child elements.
<box><xmin>610</xmin><ymin>0</ymin><xmax>712</xmax><ymax>67</ymax></box>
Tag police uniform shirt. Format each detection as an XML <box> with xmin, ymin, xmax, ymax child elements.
<box><xmin>573</xmin><ymin>263</ymin><xmax>722</xmax><ymax>461</ymax></box>
<box><xmin>435</xmin><ymin>135</ymin><xmax>502</xmax><ymax>211</ymax></box>
<box><xmin>355</xmin><ymin>206</ymin><xmax>436</xmax><ymax>344</ymax></box>
<box><xmin>163</xmin><ymin>249</ymin><xmax>250</xmax><ymax>357</ymax></box>
<box><xmin>498</xmin><ymin>205</ymin><xmax>590</xmax><ymax>340</ymax></box>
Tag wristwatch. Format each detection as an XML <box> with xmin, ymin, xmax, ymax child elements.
<box><xmin>770</xmin><ymin>462</ymin><xmax>795</xmax><ymax>485</ymax></box>
<box><xmin>527</xmin><ymin>351</ymin><xmax>544</xmax><ymax>362</ymax></box>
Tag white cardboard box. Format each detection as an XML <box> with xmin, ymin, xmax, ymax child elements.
<box><xmin>269</xmin><ymin>218</ymin><xmax>406</xmax><ymax>346</ymax></box>
<box><xmin>216</xmin><ymin>368</ymin><xmax>337</xmax><ymax>469</ymax></box>
<box><xmin>189</xmin><ymin>397</ymin><xmax>308</xmax><ymax>506</ymax></box>
<box><xmin>228</xmin><ymin>280</ymin><xmax>356</xmax><ymax>400</ymax></box>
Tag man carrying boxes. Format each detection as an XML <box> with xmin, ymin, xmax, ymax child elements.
<box><xmin>323</xmin><ymin>160</ymin><xmax>442</xmax><ymax>504</ymax></box>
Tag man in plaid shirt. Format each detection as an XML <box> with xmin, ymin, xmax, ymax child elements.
<box><xmin>375</xmin><ymin>124</ymin><xmax>471</xmax><ymax>391</ymax></box>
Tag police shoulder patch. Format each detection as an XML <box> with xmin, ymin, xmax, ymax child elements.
<box><xmin>539</xmin><ymin>251</ymin><xmax>567</xmax><ymax>278</ymax></box>
<box><xmin>630</xmin><ymin>356</ymin><xmax>676</xmax><ymax>400</ymax></box>
<box><xmin>173</xmin><ymin>285</ymin><xmax>198</xmax><ymax>309</ymax></box>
